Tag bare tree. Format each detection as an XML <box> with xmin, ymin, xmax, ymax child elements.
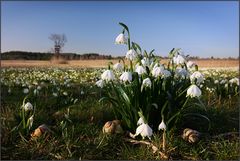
<box><xmin>49</xmin><ymin>34</ymin><xmax>67</xmax><ymax>58</ymax></box>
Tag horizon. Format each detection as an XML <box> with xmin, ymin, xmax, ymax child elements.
<box><xmin>1</xmin><ymin>1</ymin><xmax>239</xmax><ymax>58</ymax></box>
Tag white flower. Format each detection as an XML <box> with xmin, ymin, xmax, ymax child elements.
<box><xmin>8</xmin><ymin>88</ymin><xmax>11</xmax><ymax>93</ymax></box>
<box><xmin>63</xmin><ymin>91</ymin><xmax>68</xmax><ymax>96</ymax></box>
<box><xmin>186</xmin><ymin>84</ymin><xmax>202</xmax><ymax>98</ymax></box>
<box><xmin>126</xmin><ymin>49</ymin><xmax>137</xmax><ymax>61</ymax></box>
<box><xmin>152</xmin><ymin>66</ymin><xmax>164</xmax><ymax>78</ymax></box>
<box><xmin>135</xmin><ymin>66</ymin><xmax>146</xmax><ymax>75</ymax></box>
<box><xmin>119</xmin><ymin>72</ymin><xmax>132</xmax><ymax>83</ymax></box>
<box><xmin>23</xmin><ymin>88</ymin><xmax>29</xmax><ymax>94</ymax></box>
<box><xmin>137</xmin><ymin>117</ymin><xmax>145</xmax><ymax>125</ymax></box>
<box><xmin>190</xmin><ymin>71</ymin><xmax>204</xmax><ymax>85</ymax></box>
<box><xmin>220</xmin><ymin>79</ymin><xmax>227</xmax><ymax>84</ymax></box>
<box><xmin>33</xmin><ymin>89</ymin><xmax>39</xmax><ymax>96</ymax></box>
<box><xmin>214</xmin><ymin>80</ymin><xmax>219</xmax><ymax>84</ymax></box>
<box><xmin>101</xmin><ymin>70</ymin><xmax>115</xmax><ymax>81</ymax></box>
<box><xmin>28</xmin><ymin>115</ymin><xmax>34</xmax><ymax>130</ymax></box>
<box><xmin>142</xmin><ymin>78</ymin><xmax>152</xmax><ymax>88</ymax></box>
<box><xmin>158</xmin><ymin>120</ymin><xmax>166</xmax><ymax>131</ymax></box>
<box><xmin>96</xmin><ymin>79</ymin><xmax>104</xmax><ymax>88</ymax></box>
<box><xmin>113</xmin><ymin>62</ymin><xmax>123</xmax><ymax>71</ymax></box>
<box><xmin>175</xmin><ymin>68</ymin><xmax>189</xmax><ymax>78</ymax></box>
<box><xmin>115</xmin><ymin>33</ymin><xmax>127</xmax><ymax>44</ymax></box>
<box><xmin>162</xmin><ymin>70</ymin><xmax>171</xmax><ymax>78</ymax></box>
<box><xmin>53</xmin><ymin>92</ymin><xmax>58</xmax><ymax>97</ymax></box>
<box><xmin>173</xmin><ymin>54</ymin><xmax>186</xmax><ymax>65</ymax></box>
<box><xmin>141</xmin><ymin>57</ymin><xmax>152</xmax><ymax>67</ymax></box>
<box><xmin>37</xmin><ymin>86</ymin><xmax>42</xmax><ymax>90</ymax></box>
<box><xmin>24</xmin><ymin>102</ymin><xmax>33</xmax><ymax>111</ymax></box>
<box><xmin>134</xmin><ymin>123</ymin><xmax>153</xmax><ymax>139</ymax></box>
<box><xmin>229</xmin><ymin>78</ymin><xmax>239</xmax><ymax>86</ymax></box>
<box><xmin>187</xmin><ymin>61</ymin><xmax>196</xmax><ymax>68</ymax></box>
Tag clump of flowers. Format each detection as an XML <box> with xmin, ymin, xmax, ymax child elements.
<box><xmin>96</xmin><ymin>23</ymin><xmax>208</xmax><ymax>146</ymax></box>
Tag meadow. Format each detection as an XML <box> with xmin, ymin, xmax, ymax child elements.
<box><xmin>1</xmin><ymin>63</ymin><xmax>239</xmax><ymax>160</ymax></box>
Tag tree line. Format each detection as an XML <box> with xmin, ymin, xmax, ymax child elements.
<box><xmin>1</xmin><ymin>51</ymin><xmax>113</xmax><ymax>60</ymax></box>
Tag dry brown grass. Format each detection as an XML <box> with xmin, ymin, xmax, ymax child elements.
<box><xmin>1</xmin><ymin>59</ymin><xmax>239</xmax><ymax>69</ymax></box>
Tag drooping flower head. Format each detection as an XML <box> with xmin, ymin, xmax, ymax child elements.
<box><xmin>186</xmin><ymin>84</ymin><xmax>202</xmax><ymax>98</ymax></box>
<box><xmin>135</xmin><ymin>65</ymin><xmax>146</xmax><ymax>75</ymax></box>
<box><xmin>152</xmin><ymin>66</ymin><xmax>164</xmax><ymax>78</ymax></box>
<box><xmin>158</xmin><ymin>119</ymin><xmax>166</xmax><ymax>131</ymax></box>
<box><xmin>134</xmin><ymin>123</ymin><xmax>153</xmax><ymax>139</ymax></box>
<box><xmin>101</xmin><ymin>70</ymin><xmax>115</xmax><ymax>82</ymax></box>
<box><xmin>190</xmin><ymin>71</ymin><xmax>204</xmax><ymax>85</ymax></box>
<box><xmin>126</xmin><ymin>49</ymin><xmax>137</xmax><ymax>61</ymax></box>
<box><xmin>96</xmin><ymin>79</ymin><xmax>105</xmax><ymax>88</ymax></box>
<box><xmin>173</xmin><ymin>54</ymin><xmax>186</xmax><ymax>65</ymax></box>
<box><xmin>24</xmin><ymin>102</ymin><xmax>33</xmax><ymax>111</ymax></box>
<box><xmin>115</xmin><ymin>33</ymin><xmax>127</xmax><ymax>44</ymax></box>
<box><xmin>119</xmin><ymin>72</ymin><xmax>132</xmax><ymax>83</ymax></box>
<box><xmin>113</xmin><ymin>62</ymin><xmax>123</xmax><ymax>71</ymax></box>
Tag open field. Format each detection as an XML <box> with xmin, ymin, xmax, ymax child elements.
<box><xmin>1</xmin><ymin>59</ymin><xmax>239</xmax><ymax>69</ymax></box>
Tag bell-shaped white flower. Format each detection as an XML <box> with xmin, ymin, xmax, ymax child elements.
<box><xmin>137</xmin><ymin>117</ymin><xmax>145</xmax><ymax>125</ymax></box>
<box><xmin>187</xmin><ymin>61</ymin><xmax>196</xmax><ymax>68</ymax></box>
<box><xmin>28</xmin><ymin>115</ymin><xmax>34</xmax><ymax>130</ymax></box>
<box><xmin>162</xmin><ymin>70</ymin><xmax>171</xmax><ymax>78</ymax></box>
<box><xmin>152</xmin><ymin>66</ymin><xmax>164</xmax><ymax>78</ymax></box>
<box><xmin>186</xmin><ymin>84</ymin><xmax>202</xmax><ymax>98</ymax></box>
<box><xmin>134</xmin><ymin>123</ymin><xmax>153</xmax><ymax>139</ymax></box>
<box><xmin>175</xmin><ymin>68</ymin><xmax>189</xmax><ymax>78</ymax></box>
<box><xmin>173</xmin><ymin>54</ymin><xmax>186</xmax><ymax>65</ymax></box>
<box><xmin>141</xmin><ymin>57</ymin><xmax>152</xmax><ymax>67</ymax></box>
<box><xmin>229</xmin><ymin>78</ymin><xmax>239</xmax><ymax>86</ymax></box>
<box><xmin>119</xmin><ymin>72</ymin><xmax>132</xmax><ymax>83</ymax></box>
<box><xmin>96</xmin><ymin>79</ymin><xmax>104</xmax><ymax>88</ymax></box>
<box><xmin>101</xmin><ymin>70</ymin><xmax>115</xmax><ymax>82</ymax></box>
<box><xmin>23</xmin><ymin>88</ymin><xmax>29</xmax><ymax>94</ymax></box>
<box><xmin>190</xmin><ymin>71</ymin><xmax>204</xmax><ymax>85</ymax></box>
<box><xmin>158</xmin><ymin>119</ymin><xmax>166</xmax><ymax>131</ymax></box>
<box><xmin>142</xmin><ymin>78</ymin><xmax>152</xmax><ymax>88</ymax></box>
<box><xmin>53</xmin><ymin>92</ymin><xmax>58</xmax><ymax>97</ymax></box>
<box><xmin>126</xmin><ymin>49</ymin><xmax>137</xmax><ymax>61</ymax></box>
<box><xmin>135</xmin><ymin>65</ymin><xmax>146</xmax><ymax>75</ymax></box>
<box><xmin>113</xmin><ymin>62</ymin><xmax>123</xmax><ymax>71</ymax></box>
<box><xmin>24</xmin><ymin>102</ymin><xmax>33</xmax><ymax>111</ymax></box>
<box><xmin>115</xmin><ymin>33</ymin><xmax>127</xmax><ymax>44</ymax></box>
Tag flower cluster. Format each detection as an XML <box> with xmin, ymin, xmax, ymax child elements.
<box><xmin>96</xmin><ymin>22</ymin><xmax>207</xmax><ymax>140</ymax></box>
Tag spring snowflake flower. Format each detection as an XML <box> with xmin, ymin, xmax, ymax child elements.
<box><xmin>142</xmin><ymin>78</ymin><xmax>152</xmax><ymax>88</ymax></box>
<box><xmin>137</xmin><ymin>117</ymin><xmax>145</xmax><ymax>125</ymax></box>
<box><xmin>28</xmin><ymin>115</ymin><xmax>34</xmax><ymax>130</ymax></box>
<box><xmin>173</xmin><ymin>54</ymin><xmax>186</xmax><ymax>65</ymax></box>
<box><xmin>119</xmin><ymin>72</ymin><xmax>132</xmax><ymax>83</ymax></box>
<box><xmin>162</xmin><ymin>70</ymin><xmax>171</xmax><ymax>78</ymax></box>
<box><xmin>63</xmin><ymin>91</ymin><xmax>68</xmax><ymax>96</ymax></box>
<box><xmin>152</xmin><ymin>66</ymin><xmax>164</xmax><ymax>78</ymax></box>
<box><xmin>214</xmin><ymin>80</ymin><xmax>219</xmax><ymax>84</ymax></box>
<box><xmin>175</xmin><ymin>68</ymin><xmax>189</xmax><ymax>78</ymax></box>
<box><xmin>101</xmin><ymin>70</ymin><xmax>115</xmax><ymax>81</ymax></box>
<box><xmin>135</xmin><ymin>65</ymin><xmax>146</xmax><ymax>75</ymax></box>
<box><xmin>229</xmin><ymin>78</ymin><xmax>239</xmax><ymax>86</ymax></box>
<box><xmin>126</xmin><ymin>49</ymin><xmax>137</xmax><ymax>61</ymax></box>
<box><xmin>96</xmin><ymin>79</ymin><xmax>105</xmax><ymax>88</ymax></box>
<box><xmin>24</xmin><ymin>102</ymin><xmax>33</xmax><ymax>111</ymax></box>
<box><xmin>158</xmin><ymin>119</ymin><xmax>166</xmax><ymax>131</ymax></box>
<box><xmin>23</xmin><ymin>88</ymin><xmax>29</xmax><ymax>94</ymax></box>
<box><xmin>187</xmin><ymin>61</ymin><xmax>196</xmax><ymax>68</ymax></box>
<box><xmin>113</xmin><ymin>62</ymin><xmax>123</xmax><ymax>71</ymax></box>
<box><xmin>52</xmin><ymin>92</ymin><xmax>58</xmax><ymax>97</ymax></box>
<box><xmin>190</xmin><ymin>71</ymin><xmax>204</xmax><ymax>85</ymax></box>
<box><xmin>186</xmin><ymin>84</ymin><xmax>202</xmax><ymax>98</ymax></box>
<box><xmin>115</xmin><ymin>33</ymin><xmax>127</xmax><ymax>44</ymax></box>
<box><xmin>134</xmin><ymin>123</ymin><xmax>153</xmax><ymax>139</ymax></box>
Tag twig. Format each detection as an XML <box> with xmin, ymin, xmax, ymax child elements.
<box><xmin>123</xmin><ymin>138</ymin><xmax>168</xmax><ymax>159</ymax></box>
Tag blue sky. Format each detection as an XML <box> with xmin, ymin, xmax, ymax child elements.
<box><xmin>1</xmin><ymin>1</ymin><xmax>239</xmax><ymax>58</ymax></box>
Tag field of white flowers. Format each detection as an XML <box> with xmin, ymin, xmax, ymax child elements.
<box><xmin>1</xmin><ymin>23</ymin><xmax>239</xmax><ymax>160</ymax></box>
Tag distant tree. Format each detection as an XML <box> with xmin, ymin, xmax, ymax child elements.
<box><xmin>49</xmin><ymin>34</ymin><xmax>67</xmax><ymax>58</ymax></box>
